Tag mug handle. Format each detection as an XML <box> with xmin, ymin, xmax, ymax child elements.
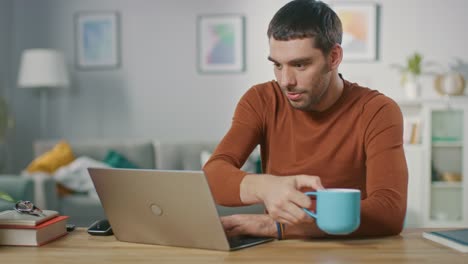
<box><xmin>303</xmin><ymin>192</ymin><xmax>317</xmax><ymax>219</ymax></box>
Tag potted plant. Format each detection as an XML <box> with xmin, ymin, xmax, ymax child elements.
<box><xmin>391</xmin><ymin>52</ymin><xmax>425</xmax><ymax>99</ymax></box>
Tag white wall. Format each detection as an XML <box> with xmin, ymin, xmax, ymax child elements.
<box><xmin>0</xmin><ymin>0</ymin><xmax>13</xmax><ymax>172</ymax></box>
<box><xmin>340</xmin><ymin>0</ymin><xmax>468</xmax><ymax>99</ymax></box>
<box><xmin>0</xmin><ymin>0</ymin><xmax>13</xmax><ymax>101</ymax></box>
<box><xmin>6</xmin><ymin>0</ymin><xmax>468</xmax><ymax>172</ymax></box>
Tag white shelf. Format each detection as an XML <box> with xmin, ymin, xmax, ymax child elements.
<box><xmin>431</xmin><ymin>141</ymin><xmax>463</xmax><ymax>147</ymax></box>
<box><xmin>403</xmin><ymin>144</ymin><xmax>424</xmax><ymax>150</ymax></box>
<box><xmin>396</xmin><ymin>96</ymin><xmax>468</xmax><ymax>107</ymax></box>
<box><xmin>426</xmin><ymin>220</ymin><xmax>466</xmax><ymax>228</ymax></box>
<box><xmin>431</xmin><ymin>182</ymin><xmax>463</xmax><ymax>188</ymax></box>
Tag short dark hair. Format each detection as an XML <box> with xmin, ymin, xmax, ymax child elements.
<box><xmin>267</xmin><ymin>0</ymin><xmax>342</xmax><ymax>54</ymax></box>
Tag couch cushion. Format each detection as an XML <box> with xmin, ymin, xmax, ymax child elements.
<box><xmin>0</xmin><ymin>199</ymin><xmax>14</xmax><ymax>212</ymax></box>
<box><xmin>103</xmin><ymin>150</ymin><xmax>139</xmax><ymax>169</ymax></box>
<box><xmin>155</xmin><ymin>142</ymin><xmax>218</xmax><ymax>170</ymax></box>
<box><xmin>0</xmin><ymin>175</ymin><xmax>34</xmax><ymax>202</ymax></box>
<box><xmin>181</xmin><ymin>144</ymin><xmax>218</xmax><ymax>170</ymax></box>
<box><xmin>34</xmin><ymin>140</ymin><xmax>155</xmax><ymax>169</ymax></box>
<box><xmin>27</xmin><ymin>141</ymin><xmax>75</xmax><ymax>173</ymax></box>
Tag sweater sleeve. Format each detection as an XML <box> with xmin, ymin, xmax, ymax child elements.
<box><xmin>203</xmin><ymin>87</ymin><xmax>265</xmax><ymax>206</ymax></box>
<box><xmin>352</xmin><ymin>96</ymin><xmax>408</xmax><ymax>237</ymax></box>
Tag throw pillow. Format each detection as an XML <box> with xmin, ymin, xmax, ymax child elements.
<box><xmin>54</xmin><ymin>156</ymin><xmax>110</xmax><ymax>195</ymax></box>
<box><xmin>103</xmin><ymin>150</ymin><xmax>139</xmax><ymax>169</ymax></box>
<box><xmin>26</xmin><ymin>141</ymin><xmax>75</xmax><ymax>173</ymax></box>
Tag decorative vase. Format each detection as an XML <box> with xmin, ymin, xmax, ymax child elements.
<box><xmin>404</xmin><ymin>74</ymin><xmax>421</xmax><ymax>99</ymax></box>
<box><xmin>434</xmin><ymin>72</ymin><xmax>466</xmax><ymax>96</ymax></box>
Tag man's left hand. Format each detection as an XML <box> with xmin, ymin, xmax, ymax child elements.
<box><xmin>221</xmin><ymin>214</ymin><xmax>277</xmax><ymax>238</ymax></box>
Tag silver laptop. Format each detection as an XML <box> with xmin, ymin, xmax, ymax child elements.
<box><xmin>88</xmin><ymin>168</ymin><xmax>274</xmax><ymax>251</ymax></box>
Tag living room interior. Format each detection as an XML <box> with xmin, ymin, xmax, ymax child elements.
<box><xmin>1</xmin><ymin>0</ymin><xmax>468</xmax><ymax>230</ymax></box>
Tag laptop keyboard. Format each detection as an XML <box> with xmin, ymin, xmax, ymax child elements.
<box><xmin>228</xmin><ymin>235</ymin><xmax>273</xmax><ymax>249</ymax></box>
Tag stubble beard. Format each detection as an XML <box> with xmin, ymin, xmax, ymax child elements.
<box><xmin>285</xmin><ymin>82</ymin><xmax>329</xmax><ymax>112</ymax></box>
<box><xmin>284</xmin><ymin>63</ymin><xmax>333</xmax><ymax>112</ymax></box>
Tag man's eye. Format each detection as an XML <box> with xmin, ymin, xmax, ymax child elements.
<box><xmin>273</xmin><ymin>63</ymin><xmax>282</xmax><ymax>69</ymax></box>
<box><xmin>295</xmin><ymin>64</ymin><xmax>305</xmax><ymax>69</ymax></box>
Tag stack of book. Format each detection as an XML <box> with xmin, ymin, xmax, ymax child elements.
<box><xmin>422</xmin><ymin>229</ymin><xmax>468</xmax><ymax>253</ymax></box>
<box><xmin>0</xmin><ymin>210</ymin><xmax>69</xmax><ymax>246</ymax></box>
<box><xmin>403</xmin><ymin>118</ymin><xmax>422</xmax><ymax>145</ymax></box>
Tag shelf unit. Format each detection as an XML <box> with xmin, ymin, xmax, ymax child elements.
<box><xmin>399</xmin><ymin>96</ymin><xmax>468</xmax><ymax>228</ymax></box>
<box><xmin>423</xmin><ymin>103</ymin><xmax>467</xmax><ymax>228</ymax></box>
<box><xmin>403</xmin><ymin>143</ymin><xmax>425</xmax><ymax>227</ymax></box>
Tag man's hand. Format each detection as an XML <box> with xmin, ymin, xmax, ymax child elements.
<box><xmin>221</xmin><ymin>214</ymin><xmax>326</xmax><ymax>239</ymax></box>
<box><xmin>221</xmin><ymin>214</ymin><xmax>277</xmax><ymax>238</ymax></box>
<box><xmin>240</xmin><ymin>174</ymin><xmax>324</xmax><ymax>225</ymax></box>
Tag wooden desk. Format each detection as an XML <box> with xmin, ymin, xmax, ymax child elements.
<box><xmin>1</xmin><ymin>228</ymin><xmax>466</xmax><ymax>263</ymax></box>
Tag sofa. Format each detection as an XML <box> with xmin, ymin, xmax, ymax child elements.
<box><xmin>0</xmin><ymin>175</ymin><xmax>34</xmax><ymax>211</ymax></box>
<box><xmin>29</xmin><ymin>139</ymin><xmax>264</xmax><ymax>227</ymax></box>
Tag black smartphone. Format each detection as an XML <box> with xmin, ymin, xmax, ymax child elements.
<box><xmin>66</xmin><ymin>224</ymin><xmax>76</xmax><ymax>232</ymax></box>
<box><xmin>87</xmin><ymin>219</ymin><xmax>113</xmax><ymax>236</ymax></box>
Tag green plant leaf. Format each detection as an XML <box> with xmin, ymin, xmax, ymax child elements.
<box><xmin>0</xmin><ymin>191</ymin><xmax>14</xmax><ymax>202</ymax></box>
<box><xmin>0</xmin><ymin>97</ymin><xmax>8</xmax><ymax>141</ymax></box>
<box><xmin>407</xmin><ymin>53</ymin><xmax>422</xmax><ymax>75</ymax></box>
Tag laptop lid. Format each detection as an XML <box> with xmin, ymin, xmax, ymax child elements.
<box><xmin>88</xmin><ymin>168</ymin><xmax>273</xmax><ymax>251</ymax></box>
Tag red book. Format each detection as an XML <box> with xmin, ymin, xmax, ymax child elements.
<box><xmin>0</xmin><ymin>215</ymin><xmax>69</xmax><ymax>246</ymax></box>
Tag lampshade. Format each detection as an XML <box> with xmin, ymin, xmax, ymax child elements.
<box><xmin>17</xmin><ymin>49</ymin><xmax>70</xmax><ymax>88</ymax></box>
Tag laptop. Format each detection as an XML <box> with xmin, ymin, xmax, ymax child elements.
<box><xmin>87</xmin><ymin>168</ymin><xmax>274</xmax><ymax>251</ymax></box>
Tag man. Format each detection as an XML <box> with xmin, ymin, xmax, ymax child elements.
<box><xmin>203</xmin><ymin>0</ymin><xmax>408</xmax><ymax>239</ymax></box>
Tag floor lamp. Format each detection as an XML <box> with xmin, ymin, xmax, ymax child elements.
<box><xmin>17</xmin><ymin>49</ymin><xmax>70</xmax><ymax>138</ymax></box>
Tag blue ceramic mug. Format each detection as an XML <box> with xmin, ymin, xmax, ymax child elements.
<box><xmin>303</xmin><ymin>189</ymin><xmax>361</xmax><ymax>235</ymax></box>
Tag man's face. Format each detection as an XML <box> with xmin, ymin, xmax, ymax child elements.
<box><xmin>268</xmin><ymin>37</ymin><xmax>332</xmax><ymax>112</ymax></box>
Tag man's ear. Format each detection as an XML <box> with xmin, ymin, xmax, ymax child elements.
<box><xmin>328</xmin><ymin>44</ymin><xmax>343</xmax><ymax>70</ymax></box>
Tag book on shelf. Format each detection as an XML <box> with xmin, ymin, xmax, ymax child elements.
<box><xmin>0</xmin><ymin>209</ymin><xmax>59</xmax><ymax>226</ymax></box>
<box><xmin>403</xmin><ymin>118</ymin><xmax>422</xmax><ymax>145</ymax></box>
<box><xmin>0</xmin><ymin>211</ymin><xmax>69</xmax><ymax>246</ymax></box>
<box><xmin>422</xmin><ymin>228</ymin><xmax>468</xmax><ymax>253</ymax></box>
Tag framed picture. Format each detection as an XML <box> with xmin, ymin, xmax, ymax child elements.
<box><xmin>197</xmin><ymin>14</ymin><xmax>245</xmax><ymax>73</ymax></box>
<box><xmin>75</xmin><ymin>12</ymin><xmax>120</xmax><ymax>69</ymax></box>
<box><xmin>331</xmin><ymin>2</ymin><xmax>378</xmax><ymax>61</ymax></box>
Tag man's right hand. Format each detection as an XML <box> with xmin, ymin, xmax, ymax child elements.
<box><xmin>240</xmin><ymin>174</ymin><xmax>325</xmax><ymax>225</ymax></box>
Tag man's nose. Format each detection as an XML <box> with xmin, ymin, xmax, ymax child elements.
<box><xmin>279</xmin><ymin>67</ymin><xmax>296</xmax><ymax>88</ymax></box>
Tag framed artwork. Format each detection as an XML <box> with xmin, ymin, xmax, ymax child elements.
<box><xmin>197</xmin><ymin>14</ymin><xmax>245</xmax><ymax>73</ymax></box>
<box><xmin>75</xmin><ymin>12</ymin><xmax>120</xmax><ymax>69</ymax></box>
<box><xmin>331</xmin><ymin>2</ymin><xmax>378</xmax><ymax>62</ymax></box>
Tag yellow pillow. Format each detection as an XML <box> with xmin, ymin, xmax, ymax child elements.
<box><xmin>26</xmin><ymin>141</ymin><xmax>75</xmax><ymax>173</ymax></box>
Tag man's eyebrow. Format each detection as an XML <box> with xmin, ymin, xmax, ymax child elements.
<box><xmin>289</xmin><ymin>57</ymin><xmax>313</xmax><ymax>64</ymax></box>
<box><xmin>267</xmin><ymin>56</ymin><xmax>278</xmax><ymax>63</ymax></box>
<box><xmin>267</xmin><ymin>56</ymin><xmax>313</xmax><ymax>64</ymax></box>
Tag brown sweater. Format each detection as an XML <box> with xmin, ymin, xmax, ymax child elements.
<box><xmin>203</xmin><ymin>79</ymin><xmax>408</xmax><ymax>237</ymax></box>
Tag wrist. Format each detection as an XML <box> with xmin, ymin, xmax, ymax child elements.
<box><xmin>240</xmin><ymin>174</ymin><xmax>271</xmax><ymax>204</ymax></box>
<box><xmin>276</xmin><ymin>222</ymin><xmax>285</xmax><ymax>240</ymax></box>
<box><xmin>264</xmin><ymin>215</ymin><xmax>279</xmax><ymax>238</ymax></box>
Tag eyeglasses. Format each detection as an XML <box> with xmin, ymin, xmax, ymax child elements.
<box><xmin>14</xmin><ymin>200</ymin><xmax>45</xmax><ymax>217</ymax></box>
